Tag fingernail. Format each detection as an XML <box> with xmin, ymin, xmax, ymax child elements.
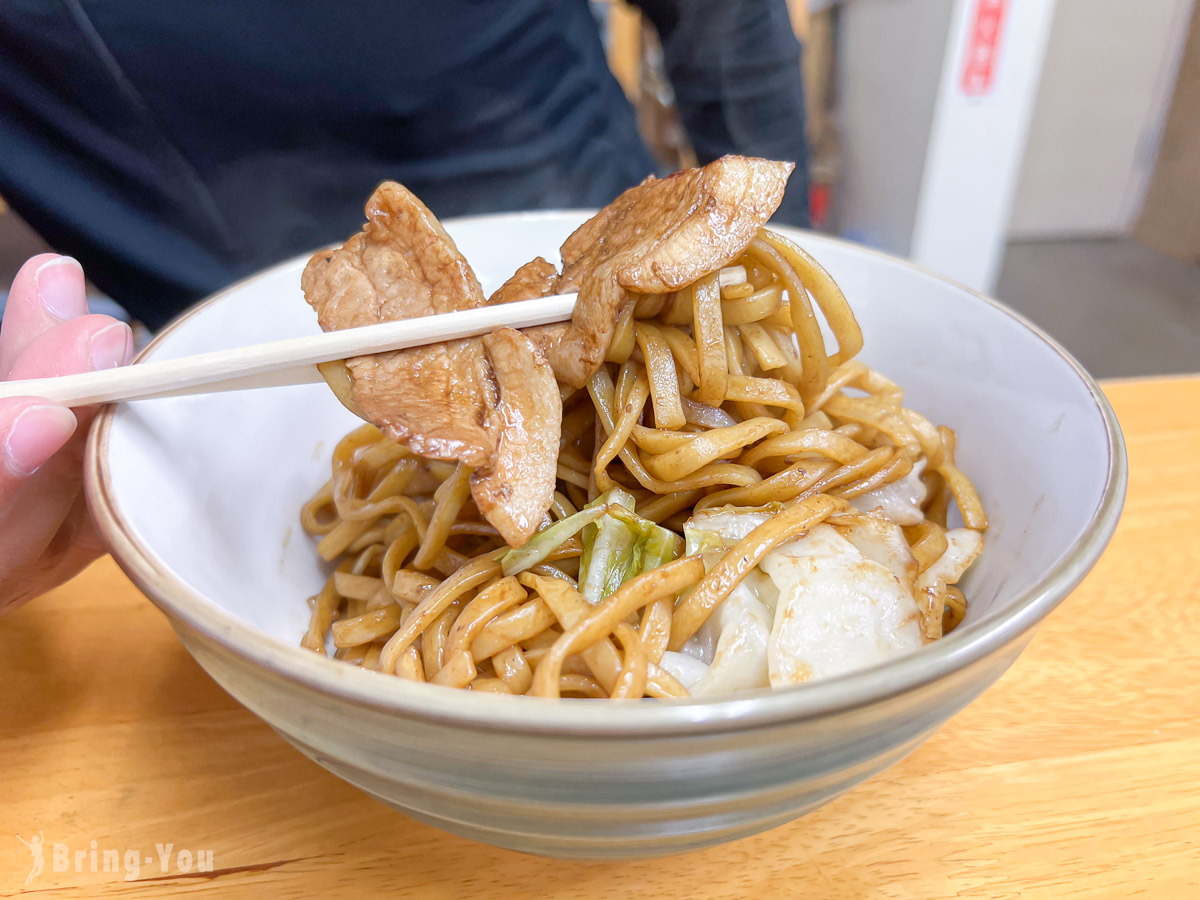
<box><xmin>33</xmin><ymin>256</ymin><xmax>87</xmax><ymax>320</ymax></box>
<box><xmin>89</xmin><ymin>322</ymin><xmax>133</xmax><ymax>371</ymax></box>
<box><xmin>4</xmin><ymin>404</ymin><xmax>77</xmax><ymax>476</ymax></box>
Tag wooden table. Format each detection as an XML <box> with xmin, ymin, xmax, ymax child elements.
<box><xmin>3</xmin><ymin>377</ymin><xmax>1198</xmax><ymax>898</ymax></box>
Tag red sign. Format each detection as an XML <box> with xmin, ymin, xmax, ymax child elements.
<box><xmin>961</xmin><ymin>0</ymin><xmax>1009</xmax><ymax>96</ymax></box>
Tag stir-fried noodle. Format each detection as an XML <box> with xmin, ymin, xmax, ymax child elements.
<box><xmin>299</xmin><ymin>227</ymin><xmax>987</xmax><ymax>699</ymax></box>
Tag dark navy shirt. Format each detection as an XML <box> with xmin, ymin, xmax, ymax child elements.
<box><xmin>0</xmin><ymin>1</ymin><xmax>808</xmax><ymax>327</ymax></box>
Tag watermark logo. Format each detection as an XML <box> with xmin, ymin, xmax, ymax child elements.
<box><xmin>15</xmin><ymin>832</ymin><xmax>43</xmax><ymax>887</ymax></box>
<box><xmin>14</xmin><ymin>834</ymin><xmax>213</xmax><ymax>884</ymax></box>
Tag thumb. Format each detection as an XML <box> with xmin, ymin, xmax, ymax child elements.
<box><xmin>0</xmin><ymin>397</ymin><xmax>77</xmax><ymax>486</ymax></box>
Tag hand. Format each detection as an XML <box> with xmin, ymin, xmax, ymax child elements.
<box><xmin>0</xmin><ymin>254</ymin><xmax>134</xmax><ymax>613</ymax></box>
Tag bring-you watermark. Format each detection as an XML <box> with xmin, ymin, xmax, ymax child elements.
<box><xmin>14</xmin><ymin>832</ymin><xmax>214</xmax><ymax>885</ymax></box>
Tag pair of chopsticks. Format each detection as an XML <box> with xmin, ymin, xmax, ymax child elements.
<box><xmin>0</xmin><ymin>293</ymin><xmax>578</xmax><ymax>407</ymax></box>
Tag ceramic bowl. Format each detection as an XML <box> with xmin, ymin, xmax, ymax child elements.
<box><xmin>85</xmin><ymin>213</ymin><xmax>1125</xmax><ymax>858</ymax></box>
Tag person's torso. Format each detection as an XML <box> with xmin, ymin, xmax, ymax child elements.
<box><xmin>0</xmin><ymin>0</ymin><xmax>655</xmax><ymax>322</ymax></box>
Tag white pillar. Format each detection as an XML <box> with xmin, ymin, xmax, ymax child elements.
<box><xmin>909</xmin><ymin>0</ymin><xmax>1058</xmax><ymax>293</ymax></box>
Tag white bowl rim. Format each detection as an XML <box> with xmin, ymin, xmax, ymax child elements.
<box><xmin>85</xmin><ymin>211</ymin><xmax>1127</xmax><ymax>737</ymax></box>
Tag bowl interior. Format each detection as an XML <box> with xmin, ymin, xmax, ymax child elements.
<box><xmin>95</xmin><ymin>213</ymin><xmax>1115</xmax><ymax>683</ymax></box>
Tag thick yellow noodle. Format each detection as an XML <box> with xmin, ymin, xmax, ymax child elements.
<box><xmin>298</xmin><ymin>228</ymin><xmax>988</xmax><ymax>699</ymax></box>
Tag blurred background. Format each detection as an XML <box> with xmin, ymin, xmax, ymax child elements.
<box><xmin>1</xmin><ymin>0</ymin><xmax>1197</xmax><ymax>377</ymax></box>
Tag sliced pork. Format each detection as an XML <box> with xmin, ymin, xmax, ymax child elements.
<box><xmin>492</xmin><ymin>156</ymin><xmax>793</xmax><ymax>386</ymax></box>
<box><xmin>302</xmin><ymin>182</ymin><xmax>559</xmax><ymax>546</ymax></box>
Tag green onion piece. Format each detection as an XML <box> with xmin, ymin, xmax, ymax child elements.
<box><xmin>579</xmin><ymin>489</ymin><xmax>684</xmax><ymax>603</ymax></box>
<box><xmin>641</xmin><ymin>522</ymin><xmax>684</xmax><ymax>571</ymax></box>
<box><xmin>499</xmin><ymin>504</ymin><xmax>613</xmax><ymax>576</ymax></box>
<box><xmin>578</xmin><ymin>488</ymin><xmax>638</xmax><ymax>603</ymax></box>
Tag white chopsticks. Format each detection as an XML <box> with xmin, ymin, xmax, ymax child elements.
<box><xmin>0</xmin><ymin>293</ymin><xmax>577</xmax><ymax>408</ymax></box>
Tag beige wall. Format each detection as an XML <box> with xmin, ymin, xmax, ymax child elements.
<box><xmin>1008</xmin><ymin>0</ymin><xmax>1194</xmax><ymax>239</ymax></box>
